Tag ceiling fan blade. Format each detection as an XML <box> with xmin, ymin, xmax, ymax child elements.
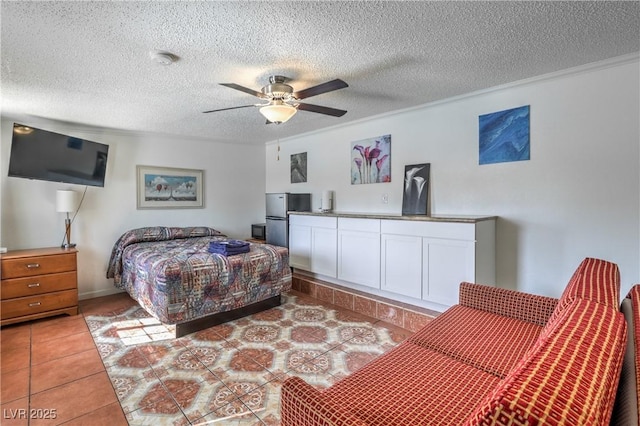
<box><xmin>220</xmin><ymin>83</ymin><xmax>266</xmax><ymax>99</ymax></box>
<box><xmin>202</xmin><ymin>104</ymin><xmax>256</xmax><ymax>113</ymax></box>
<box><xmin>296</xmin><ymin>102</ymin><xmax>347</xmax><ymax>117</ymax></box>
<box><xmin>293</xmin><ymin>79</ymin><xmax>348</xmax><ymax>100</ymax></box>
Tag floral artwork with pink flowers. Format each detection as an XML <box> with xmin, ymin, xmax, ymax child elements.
<box><xmin>351</xmin><ymin>134</ymin><xmax>391</xmax><ymax>184</ymax></box>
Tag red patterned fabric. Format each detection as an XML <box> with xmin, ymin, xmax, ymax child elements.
<box><xmin>409</xmin><ymin>305</ymin><xmax>543</xmax><ymax>377</ymax></box>
<box><xmin>280</xmin><ymin>258</ymin><xmax>626</xmax><ymax>426</ymax></box>
<box><xmin>320</xmin><ymin>342</ymin><xmax>501</xmax><ymax>425</ymax></box>
<box><xmin>459</xmin><ymin>283</ymin><xmax>558</xmax><ymax>327</ymax></box>
<box><xmin>542</xmin><ymin>258</ymin><xmax>620</xmax><ymax>339</ymax></box>
<box><xmin>611</xmin><ymin>284</ymin><xmax>640</xmax><ymax>426</ymax></box>
<box><xmin>631</xmin><ymin>286</ymin><xmax>640</xmax><ymax>424</ymax></box>
<box><xmin>556</xmin><ymin>257</ymin><xmax>620</xmax><ymax>312</ymax></box>
<box><xmin>611</xmin><ymin>295</ymin><xmax>639</xmax><ymax>426</ymax></box>
<box><xmin>466</xmin><ymin>298</ymin><xmax>627</xmax><ymax>426</ymax></box>
<box><xmin>280</xmin><ymin>377</ymin><xmax>368</xmax><ymax>426</ymax></box>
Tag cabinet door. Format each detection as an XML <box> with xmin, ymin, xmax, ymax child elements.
<box><xmin>423</xmin><ymin>239</ymin><xmax>475</xmax><ymax>307</ymax></box>
<box><xmin>311</xmin><ymin>227</ymin><xmax>337</xmax><ymax>278</ymax></box>
<box><xmin>338</xmin><ymin>230</ymin><xmax>380</xmax><ymax>289</ymax></box>
<box><xmin>381</xmin><ymin>234</ymin><xmax>422</xmax><ymax>298</ymax></box>
<box><xmin>289</xmin><ymin>224</ymin><xmax>311</xmax><ymax>270</ymax></box>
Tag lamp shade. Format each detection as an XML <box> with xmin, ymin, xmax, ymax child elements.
<box><xmin>259</xmin><ymin>103</ymin><xmax>297</xmax><ymax>124</ymax></box>
<box><xmin>56</xmin><ymin>190</ymin><xmax>78</xmax><ymax>213</ymax></box>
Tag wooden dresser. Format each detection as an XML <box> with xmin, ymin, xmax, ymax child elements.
<box><xmin>1</xmin><ymin>247</ymin><xmax>78</xmax><ymax>326</ymax></box>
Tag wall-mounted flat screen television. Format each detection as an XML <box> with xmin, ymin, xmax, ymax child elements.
<box><xmin>8</xmin><ymin>123</ymin><xmax>109</xmax><ymax>187</ymax></box>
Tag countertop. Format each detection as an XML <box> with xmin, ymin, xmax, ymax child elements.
<box><xmin>288</xmin><ymin>211</ymin><xmax>497</xmax><ymax>223</ymax></box>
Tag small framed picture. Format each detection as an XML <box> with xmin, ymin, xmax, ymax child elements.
<box><xmin>402</xmin><ymin>163</ymin><xmax>430</xmax><ymax>215</ymax></box>
<box><xmin>291</xmin><ymin>152</ymin><xmax>307</xmax><ymax>183</ymax></box>
<box><xmin>136</xmin><ymin>165</ymin><xmax>204</xmax><ymax>209</ymax></box>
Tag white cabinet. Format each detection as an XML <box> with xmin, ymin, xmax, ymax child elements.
<box><xmin>338</xmin><ymin>218</ymin><xmax>380</xmax><ymax>289</ymax></box>
<box><xmin>312</xmin><ymin>226</ymin><xmax>337</xmax><ymax>277</ymax></box>
<box><xmin>381</xmin><ymin>219</ymin><xmax>495</xmax><ymax>309</ymax></box>
<box><xmin>380</xmin><ymin>234</ymin><xmax>422</xmax><ymax>298</ymax></box>
<box><xmin>422</xmin><ymin>238</ymin><xmax>475</xmax><ymax>307</ymax></box>
<box><xmin>289</xmin><ymin>213</ymin><xmax>495</xmax><ymax>311</ymax></box>
<box><xmin>289</xmin><ymin>215</ymin><xmax>337</xmax><ymax>278</ymax></box>
<box><xmin>289</xmin><ymin>222</ymin><xmax>311</xmax><ymax>270</ymax></box>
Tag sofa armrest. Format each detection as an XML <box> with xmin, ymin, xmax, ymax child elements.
<box><xmin>280</xmin><ymin>376</ymin><xmax>369</xmax><ymax>426</ymax></box>
<box><xmin>465</xmin><ymin>298</ymin><xmax>627</xmax><ymax>426</ymax></box>
<box><xmin>459</xmin><ymin>282</ymin><xmax>558</xmax><ymax>327</ymax></box>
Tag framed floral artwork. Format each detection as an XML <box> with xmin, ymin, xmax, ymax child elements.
<box><xmin>351</xmin><ymin>134</ymin><xmax>391</xmax><ymax>184</ymax></box>
<box><xmin>402</xmin><ymin>163</ymin><xmax>430</xmax><ymax>215</ymax></box>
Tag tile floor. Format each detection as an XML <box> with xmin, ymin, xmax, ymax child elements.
<box><xmin>1</xmin><ymin>290</ymin><xmax>412</xmax><ymax>425</ymax></box>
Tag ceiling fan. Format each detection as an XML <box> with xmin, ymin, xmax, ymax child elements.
<box><xmin>203</xmin><ymin>75</ymin><xmax>348</xmax><ymax>124</ymax></box>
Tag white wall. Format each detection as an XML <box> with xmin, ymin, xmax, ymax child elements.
<box><xmin>266</xmin><ymin>56</ymin><xmax>640</xmax><ymax>299</ymax></box>
<box><xmin>1</xmin><ymin>120</ymin><xmax>266</xmax><ymax>299</ymax></box>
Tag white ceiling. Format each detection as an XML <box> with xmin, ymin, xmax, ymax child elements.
<box><xmin>1</xmin><ymin>1</ymin><xmax>638</xmax><ymax>145</ymax></box>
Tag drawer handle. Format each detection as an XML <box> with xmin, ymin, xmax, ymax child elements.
<box><xmin>28</xmin><ymin>302</ymin><xmax>42</xmax><ymax>307</ymax></box>
<box><xmin>27</xmin><ymin>283</ymin><xmax>41</xmax><ymax>288</ymax></box>
<box><xmin>26</xmin><ymin>263</ymin><xmax>40</xmax><ymax>269</ymax></box>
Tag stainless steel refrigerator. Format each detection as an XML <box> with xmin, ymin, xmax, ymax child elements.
<box><xmin>266</xmin><ymin>193</ymin><xmax>311</xmax><ymax>247</ymax></box>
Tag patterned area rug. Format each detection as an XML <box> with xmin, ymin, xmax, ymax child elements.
<box><xmin>85</xmin><ymin>292</ymin><xmax>410</xmax><ymax>425</ymax></box>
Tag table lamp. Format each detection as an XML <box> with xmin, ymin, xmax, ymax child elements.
<box><xmin>56</xmin><ymin>190</ymin><xmax>79</xmax><ymax>248</ymax></box>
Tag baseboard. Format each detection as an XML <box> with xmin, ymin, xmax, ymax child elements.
<box><xmin>78</xmin><ymin>288</ymin><xmax>125</xmax><ymax>301</ymax></box>
<box><xmin>292</xmin><ymin>272</ymin><xmax>438</xmax><ymax>332</ymax></box>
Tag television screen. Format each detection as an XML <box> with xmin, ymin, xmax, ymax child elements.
<box><xmin>8</xmin><ymin>123</ymin><xmax>109</xmax><ymax>187</ymax></box>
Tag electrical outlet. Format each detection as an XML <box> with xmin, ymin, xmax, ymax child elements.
<box><xmin>0</xmin><ymin>247</ymin><xmax>7</xmax><ymax>253</ymax></box>
<box><xmin>381</xmin><ymin>193</ymin><xmax>389</xmax><ymax>204</ymax></box>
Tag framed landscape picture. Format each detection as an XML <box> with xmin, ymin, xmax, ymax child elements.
<box><xmin>136</xmin><ymin>165</ymin><xmax>204</xmax><ymax>209</ymax></box>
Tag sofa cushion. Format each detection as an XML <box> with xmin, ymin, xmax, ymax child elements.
<box><xmin>466</xmin><ymin>297</ymin><xmax>627</xmax><ymax>426</ymax></box>
<box><xmin>542</xmin><ymin>258</ymin><xmax>620</xmax><ymax>340</ymax></box>
<box><xmin>459</xmin><ymin>282</ymin><xmax>558</xmax><ymax>327</ymax></box>
<box><xmin>320</xmin><ymin>341</ymin><xmax>502</xmax><ymax>425</ymax></box>
<box><xmin>409</xmin><ymin>305</ymin><xmax>543</xmax><ymax>377</ymax></box>
<box><xmin>556</xmin><ymin>257</ymin><xmax>620</xmax><ymax>312</ymax></box>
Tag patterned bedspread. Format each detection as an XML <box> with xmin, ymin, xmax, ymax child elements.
<box><xmin>106</xmin><ymin>227</ymin><xmax>291</xmax><ymax>324</ymax></box>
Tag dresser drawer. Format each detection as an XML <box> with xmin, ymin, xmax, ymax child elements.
<box><xmin>1</xmin><ymin>290</ymin><xmax>78</xmax><ymax>320</ymax></box>
<box><xmin>1</xmin><ymin>253</ymin><xmax>77</xmax><ymax>279</ymax></box>
<box><xmin>1</xmin><ymin>272</ymin><xmax>77</xmax><ymax>300</ymax></box>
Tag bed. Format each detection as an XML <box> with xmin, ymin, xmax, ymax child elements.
<box><xmin>106</xmin><ymin>226</ymin><xmax>292</xmax><ymax>337</ymax></box>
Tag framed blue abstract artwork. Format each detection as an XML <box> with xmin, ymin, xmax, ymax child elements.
<box><xmin>479</xmin><ymin>105</ymin><xmax>530</xmax><ymax>165</ymax></box>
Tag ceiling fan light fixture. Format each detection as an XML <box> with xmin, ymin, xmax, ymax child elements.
<box><xmin>259</xmin><ymin>102</ymin><xmax>297</xmax><ymax>124</ymax></box>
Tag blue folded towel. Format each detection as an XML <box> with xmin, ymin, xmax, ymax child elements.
<box><xmin>208</xmin><ymin>240</ymin><xmax>250</xmax><ymax>256</ymax></box>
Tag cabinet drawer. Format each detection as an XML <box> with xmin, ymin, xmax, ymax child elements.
<box><xmin>338</xmin><ymin>217</ymin><xmax>380</xmax><ymax>232</ymax></box>
<box><xmin>381</xmin><ymin>220</ymin><xmax>475</xmax><ymax>240</ymax></box>
<box><xmin>1</xmin><ymin>253</ymin><xmax>76</xmax><ymax>279</ymax></box>
<box><xmin>1</xmin><ymin>272</ymin><xmax>77</xmax><ymax>299</ymax></box>
<box><xmin>289</xmin><ymin>214</ymin><xmax>337</xmax><ymax>228</ymax></box>
<box><xmin>1</xmin><ymin>290</ymin><xmax>77</xmax><ymax>320</ymax></box>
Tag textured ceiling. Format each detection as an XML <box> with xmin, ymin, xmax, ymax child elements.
<box><xmin>1</xmin><ymin>1</ymin><xmax>638</xmax><ymax>145</ymax></box>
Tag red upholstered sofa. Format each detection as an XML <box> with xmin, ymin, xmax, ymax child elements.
<box><xmin>612</xmin><ymin>284</ymin><xmax>640</xmax><ymax>426</ymax></box>
<box><xmin>281</xmin><ymin>258</ymin><xmax>629</xmax><ymax>425</ymax></box>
